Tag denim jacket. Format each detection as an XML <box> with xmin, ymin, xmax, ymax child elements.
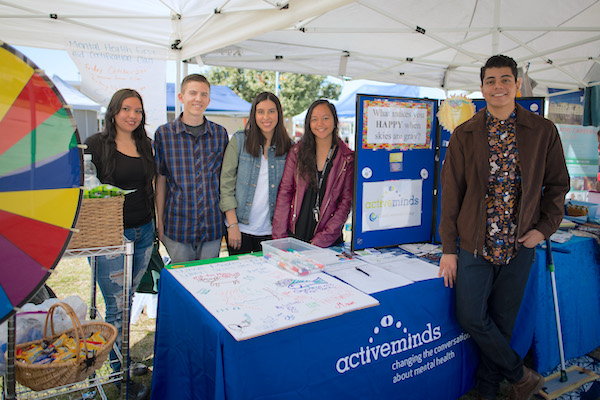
<box><xmin>219</xmin><ymin>130</ymin><xmax>288</xmax><ymax>224</ymax></box>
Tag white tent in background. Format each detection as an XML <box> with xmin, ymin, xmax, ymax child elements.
<box><xmin>51</xmin><ymin>76</ymin><xmax>102</xmax><ymax>142</ymax></box>
<box><xmin>0</xmin><ymin>0</ymin><xmax>598</xmax><ymax>96</ymax></box>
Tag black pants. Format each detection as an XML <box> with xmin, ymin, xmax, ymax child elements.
<box><xmin>455</xmin><ymin>246</ymin><xmax>536</xmax><ymax>399</ymax></box>
<box><xmin>226</xmin><ymin>232</ymin><xmax>271</xmax><ymax>256</ymax></box>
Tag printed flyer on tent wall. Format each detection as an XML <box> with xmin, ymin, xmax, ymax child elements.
<box><xmin>362</xmin><ymin>179</ymin><xmax>423</xmax><ymax>232</ymax></box>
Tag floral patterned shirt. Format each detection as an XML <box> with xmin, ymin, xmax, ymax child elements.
<box><xmin>482</xmin><ymin>109</ymin><xmax>521</xmax><ymax>265</ymax></box>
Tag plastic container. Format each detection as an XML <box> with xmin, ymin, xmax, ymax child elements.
<box><xmin>261</xmin><ymin>237</ymin><xmax>329</xmax><ymax>275</ymax></box>
<box><xmin>83</xmin><ymin>154</ymin><xmax>101</xmax><ymax>190</ymax></box>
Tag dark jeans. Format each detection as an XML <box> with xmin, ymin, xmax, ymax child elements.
<box><xmin>226</xmin><ymin>232</ymin><xmax>271</xmax><ymax>256</ymax></box>
<box><xmin>455</xmin><ymin>245</ymin><xmax>536</xmax><ymax>399</ymax></box>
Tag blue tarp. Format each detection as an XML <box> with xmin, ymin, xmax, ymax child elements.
<box><xmin>167</xmin><ymin>83</ymin><xmax>251</xmax><ymax>116</ymax></box>
<box><xmin>334</xmin><ymin>83</ymin><xmax>420</xmax><ymax>118</ymax></box>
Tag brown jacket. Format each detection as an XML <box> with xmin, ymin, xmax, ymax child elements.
<box><xmin>439</xmin><ymin>104</ymin><xmax>570</xmax><ymax>255</ymax></box>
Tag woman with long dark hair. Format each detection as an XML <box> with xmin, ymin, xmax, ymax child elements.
<box><xmin>220</xmin><ymin>92</ymin><xmax>293</xmax><ymax>255</ymax></box>
<box><xmin>85</xmin><ymin>89</ymin><xmax>155</xmax><ymax>399</ymax></box>
<box><xmin>272</xmin><ymin>99</ymin><xmax>354</xmax><ymax>248</ymax></box>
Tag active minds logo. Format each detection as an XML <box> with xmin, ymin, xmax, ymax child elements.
<box><xmin>369</xmin><ymin>213</ymin><xmax>378</xmax><ymax>221</ymax></box>
<box><xmin>335</xmin><ymin>314</ymin><xmax>442</xmax><ymax>374</ymax></box>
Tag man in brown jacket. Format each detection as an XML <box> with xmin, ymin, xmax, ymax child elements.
<box><xmin>438</xmin><ymin>55</ymin><xmax>569</xmax><ymax>400</ymax></box>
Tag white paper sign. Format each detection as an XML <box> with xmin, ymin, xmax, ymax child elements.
<box><xmin>362</xmin><ymin>179</ymin><xmax>423</xmax><ymax>232</ymax></box>
<box><xmin>367</xmin><ymin>106</ymin><xmax>428</xmax><ymax>145</ymax></box>
<box><xmin>66</xmin><ymin>38</ymin><xmax>167</xmax><ymax>137</ymax></box>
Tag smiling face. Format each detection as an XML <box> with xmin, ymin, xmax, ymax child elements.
<box><xmin>309</xmin><ymin>103</ymin><xmax>335</xmax><ymax>144</ymax></box>
<box><xmin>255</xmin><ymin>99</ymin><xmax>278</xmax><ymax>137</ymax></box>
<box><xmin>114</xmin><ymin>96</ymin><xmax>143</xmax><ymax>135</ymax></box>
<box><xmin>481</xmin><ymin>66</ymin><xmax>521</xmax><ymax>119</ymax></box>
<box><xmin>179</xmin><ymin>81</ymin><xmax>211</xmax><ymax>124</ymax></box>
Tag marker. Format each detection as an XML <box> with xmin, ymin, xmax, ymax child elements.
<box><xmin>355</xmin><ymin>267</ymin><xmax>370</xmax><ymax>276</ymax></box>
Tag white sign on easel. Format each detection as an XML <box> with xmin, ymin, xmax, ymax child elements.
<box><xmin>66</xmin><ymin>39</ymin><xmax>167</xmax><ymax>138</ymax></box>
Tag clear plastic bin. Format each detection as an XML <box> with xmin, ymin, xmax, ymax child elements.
<box><xmin>261</xmin><ymin>237</ymin><xmax>329</xmax><ymax>275</ymax></box>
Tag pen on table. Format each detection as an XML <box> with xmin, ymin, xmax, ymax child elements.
<box><xmin>355</xmin><ymin>267</ymin><xmax>370</xmax><ymax>276</ymax></box>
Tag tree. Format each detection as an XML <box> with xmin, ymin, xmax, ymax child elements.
<box><xmin>207</xmin><ymin>67</ymin><xmax>341</xmax><ymax>117</ymax></box>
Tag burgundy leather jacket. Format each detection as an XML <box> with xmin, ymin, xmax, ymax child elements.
<box><xmin>272</xmin><ymin>141</ymin><xmax>354</xmax><ymax>248</ymax></box>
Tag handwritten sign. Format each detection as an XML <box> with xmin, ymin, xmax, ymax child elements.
<box><xmin>66</xmin><ymin>39</ymin><xmax>167</xmax><ymax>137</ymax></box>
<box><xmin>363</xmin><ymin>100</ymin><xmax>432</xmax><ymax>150</ymax></box>
<box><xmin>169</xmin><ymin>257</ymin><xmax>379</xmax><ymax>340</ymax></box>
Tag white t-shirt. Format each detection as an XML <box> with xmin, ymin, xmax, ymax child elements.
<box><xmin>239</xmin><ymin>156</ymin><xmax>272</xmax><ymax>236</ymax></box>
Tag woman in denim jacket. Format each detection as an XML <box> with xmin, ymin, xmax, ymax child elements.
<box><xmin>220</xmin><ymin>92</ymin><xmax>293</xmax><ymax>255</ymax></box>
<box><xmin>272</xmin><ymin>99</ymin><xmax>354</xmax><ymax>248</ymax></box>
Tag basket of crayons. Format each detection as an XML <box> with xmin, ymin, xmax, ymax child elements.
<box><xmin>12</xmin><ymin>302</ymin><xmax>118</xmax><ymax>391</ymax></box>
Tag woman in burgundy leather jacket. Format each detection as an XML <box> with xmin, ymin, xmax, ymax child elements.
<box><xmin>272</xmin><ymin>99</ymin><xmax>354</xmax><ymax>248</ymax></box>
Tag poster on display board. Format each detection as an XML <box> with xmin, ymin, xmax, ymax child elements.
<box><xmin>556</xmin><ymin>124</ymin><xmax>599</xmax><ymax>200</ymax></box>
<box><xmin>352</xmin><ymin>95</ymin><xmax>438</xmax><ymax>251</ymax></box>
<box><xmin>433</xmin><ymin>97</ymin><xmax>546</xmax><ymax>243</ymax></box>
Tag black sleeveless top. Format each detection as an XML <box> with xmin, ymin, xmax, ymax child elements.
<box><xmin>85</xmin><ymin>133</ymin><xmax>153</xmax><ymax>229</ymax></box>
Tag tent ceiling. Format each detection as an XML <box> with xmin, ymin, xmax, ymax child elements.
<box><xmin>0</xmin><ymin>0</ymin><xmax>352</xmax><ymax>60</ymax></box>
<box><xmin>197</xmin><ymin>0</ymin><xmax>600</xmax><ymax>94</ymax></box>
<box><xmin>0</xmin><ymin>0</ymin><xmax>598</xmax><ymax>94</ymax></box>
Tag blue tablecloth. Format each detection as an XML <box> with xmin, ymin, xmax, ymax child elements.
<box><xmin>513</xmin><ymin>235</ymin><xmax>600</xmax><ymax>373</ymax></box>
<box><xmin>151</xmin><ymin>236</ymin><xmax>600</xmax><ymax>399</ymax></box>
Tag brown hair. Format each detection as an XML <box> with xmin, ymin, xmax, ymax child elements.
<box><xmin>245</xmin><ymin>92</ymin><xmax>292</xmax><ymax>157</ymax></box>
<box><xmin>181</xmin><ymin>74</ymin><xmax>211</xmax><ymax>93</ymax></box>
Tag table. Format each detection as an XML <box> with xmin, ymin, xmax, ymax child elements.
<box><xmin>151</xmin><ymin>236</ymin><xmax>600</xmax><ymax>399</ymax></box>
<box><xmin>512</xmin><ymin>235</ymin><xmax>600</xmax><ymax>374</ymax></box>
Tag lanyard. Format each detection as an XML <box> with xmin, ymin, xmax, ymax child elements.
<box><xmin>313</xmin><ymin>146</ymin><xmax>334</xmax><ymax>222</ymax></box>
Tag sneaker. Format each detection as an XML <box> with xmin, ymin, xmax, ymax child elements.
<box><xmin>130</xmin><ymin>361</ymin><xmax>149</xmax><ymax>377</ymax></box>
<box><xmin>115</xmin><ymin>380</ymin><xmax>150</xmax><ymax>400</ymax></box>
<box><xmin>508</xmin><ymin>366</ymin><xmax>545</xmax><ymax>400</ymax></box>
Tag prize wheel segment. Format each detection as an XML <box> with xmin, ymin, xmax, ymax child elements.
<box><xmin>0</xmin><ymin>42</ymin><xmax>82</xmax><ymax>323</ymax></box>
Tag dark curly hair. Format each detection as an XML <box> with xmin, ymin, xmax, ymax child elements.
<box><xmin>480</xmin><ymin>54</ymin><xmax>518</xmax><ymax>84</ymax></box>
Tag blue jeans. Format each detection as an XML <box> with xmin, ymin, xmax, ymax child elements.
<box><xmin>455</xmin><ymin>245</ymin><xmax>535</xmax><ymax>399</ymax></box>
<box><xmin>92</xmin><ymin>220</ymin><xmax>154</xmax><ymax>372</ymax></box>
<box><xmin>161</xmin><ymin>235</ymin><xmax>221</xmax><ymax>264</ymax></box>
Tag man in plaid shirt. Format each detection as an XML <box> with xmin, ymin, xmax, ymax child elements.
<box><xmin>154</xmin><ymin>74</ymin><xmax>228</xmax><ymax>263</ymax></box>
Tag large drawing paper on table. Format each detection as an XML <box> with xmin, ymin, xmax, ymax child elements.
<box><xmin>168</xmin><ymin>257</ymin><xmax>379</xmax><ymax>340</ymax></box>
<box><xmin>153</xmin><ymin>268</ymin><xmax>479</xmax><ymax>400</ymax></box>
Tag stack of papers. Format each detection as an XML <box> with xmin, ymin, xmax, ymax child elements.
<box><xmin>325</xmin><ymin>248</ymin><xmax>440</xmax><ymax>294</ymax></box>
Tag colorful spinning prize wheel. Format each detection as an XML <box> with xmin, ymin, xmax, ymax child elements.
<box><xmin>0</xmin><ymin>42</ymin><xmax>82</xmax><ymax>324</ymax></box>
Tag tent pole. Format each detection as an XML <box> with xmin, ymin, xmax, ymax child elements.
<box><xmin>175</xmin><ymin>52</ymin><xmax>182</xmax><ymax>115</ymax></box>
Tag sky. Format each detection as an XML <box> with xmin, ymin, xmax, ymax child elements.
<box><xmin>15</xmin><ymin>45</ymin><xmax>450</xmax><ymax>101</ymax></box>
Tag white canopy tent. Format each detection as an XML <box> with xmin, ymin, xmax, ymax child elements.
<box><xmin>0</xmin><ymin>0</ymin><xmax>598</xmax><ymax>95</ymax></box>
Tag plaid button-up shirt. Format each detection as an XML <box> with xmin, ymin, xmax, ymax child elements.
<box><xmin>154</xmin><ymin>114</ymin><xmax>228</xmax><ymax>244</ymax></box>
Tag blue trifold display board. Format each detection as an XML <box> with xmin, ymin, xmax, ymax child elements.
<box><xmin>352</xmin><ymin>95</ymin><xmax>439</xmax><ymax>251</ymax></box>
<box><xmin>352</xmin><ymin>95</ymin><xmax>546</xmax><ymax>251</ymax></box>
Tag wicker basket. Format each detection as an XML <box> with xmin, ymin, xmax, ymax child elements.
<box><xmin>12</xmin><ymin>302</ymin><xmax>118</xmax><ymax>391</ymax></box>
<box><xmin>68</xmin><ymin>196</ymin><xmax>124</xmax><ymax>249</ymax></box>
